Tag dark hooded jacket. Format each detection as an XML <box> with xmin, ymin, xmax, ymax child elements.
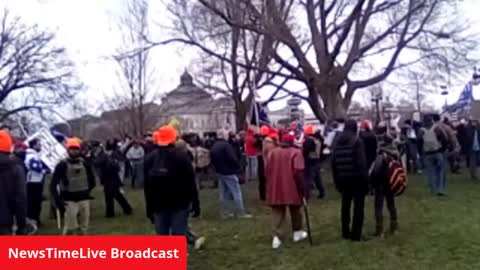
<box><xmin>331</xmin><ymin>121</ymin><xmax>369</xmax><ymax>195</ymax></box>
<box><xmin>370</xmin><ymin>134</ymin><xmax>400</xmax><ymax>189</ymax></box>
<box><xmin>144</xmin><ymin>145</ymin><xmax>199</xmax><ymax>219</ymax></box>
<box><xmin>0</xmin><ymin>153</ymin><xmax>27</xmax><ymax>231</ymax></box>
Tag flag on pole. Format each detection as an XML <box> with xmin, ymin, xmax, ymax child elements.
<box><xmin>445</xmin><ymin>82</ymin><xmax>474</xmax><ymax>114</ymax></box>
<box><xmin>250</xmin><ymin>102</ymin><xmax>270</xmax><ymax>126</ymax></box>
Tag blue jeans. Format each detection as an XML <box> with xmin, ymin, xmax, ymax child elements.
<box><xmin>154</xmin><ymin>209</ymin><xmax>189</xmax><ymax>236</ymax></box>
<box><xmin>424</xmin><ymin>153</ymin><xmax>446</xmax><ymax>194</ymax></box>
<box><xmin>217</xmin><ymin>174</ymin><xmax>246</xmax><ymax>216</ymax></box>
<box><xmin>246</xmin><ymin>156</ymin><xmax>258</xmax><ymax>181</ymax></box>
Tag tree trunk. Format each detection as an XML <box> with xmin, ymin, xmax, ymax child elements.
<box><xmin>235</xmin><ymin>101</ymin><xmax>248</xmax><ymax>132</ymax></box>
<box><xmin>323</xmin><ymin>89</ymin><xmax>347</xmax><ymax>120</ymax></box>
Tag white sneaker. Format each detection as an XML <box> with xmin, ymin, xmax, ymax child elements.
<box><xmin>194</xmin><ymin>236</ymin><xmax>206</xmax><ymax>250</ymax></box>
<box><xmin>272</xmin><ymin>236</ymin><xmax>282</xmax><ymax>249</ymax></box>
<box><xmin>238</xmin><ymin>214</ymin><xmax>253</xmax><ymax>219</ymax></box>
<box><xmin>293</xmin><ymin>230</ymin><xmax>308</xmax><ymax>242</ymax></box>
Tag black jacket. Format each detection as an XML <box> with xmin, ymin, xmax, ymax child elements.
<box><xmin>303</xmin><ymin>135</ymin><xmax>324</xmax><ymax>164</ymax></box>
<box><xmin>210</xmin><ymin>139</ymin><xmax>241</xmax><ymax>175</ymax></box>
<box><xmin>331</xmin><ymin>132</ymin><xmax>369</xmax><ymax>195</ymax></box>
<box><xmin>93</xmin><ymin>150</ymin><xmax>123</xmax><ymax>189</ymax></box>
<box><xmin>144</xmin><ymin>146</ymin><xmax>199</xmax><ymax>218</ymax></box>
<box><xmin>0</xmin><ymin>153</ymin><xmax>27</xmax><ymax>231</ymax></box>
<box><xmin>360</xmin><ymin>130</ymin><xmax>377</xmax><ymax>168</ymax></box>
<box><xmin>50</xmin><ymin>158</ymin><xmax>96</xmax><ymax>202</ymax></box>
<box><xmin>465</xmin><ymin>124</ymin><xmax>480</xmax><ymax>153</ymax></box>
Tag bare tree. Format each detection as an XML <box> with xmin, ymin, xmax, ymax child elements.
<box><xmin>0</xmin><ymin>9</ymin><xmax>81</xmax><ymax>122</ymax></box>
<box><xmin>164</xmin><ymin>0</ymin><xmax>293</xmax><ymax>130</ymax></box>
<box><xmin>110</xmin><ymin>0</ymin><xmax>158</xmax><ymax>137</ymax></box>
<box><xmin>184</xmin><ymin>0</ymin><xmax>478</xmax><ymax>121</ymax></box>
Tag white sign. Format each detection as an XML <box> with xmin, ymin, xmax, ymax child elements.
<box><xmin>26</xmin><ymin>128</ymin><xmax>68</xmax><ymax>171</ymax></box>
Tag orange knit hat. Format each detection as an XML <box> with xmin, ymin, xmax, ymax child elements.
<box><xmin>304</xmin><ymin>125</ymin><xmax>315</xmax><ymax>136</ymax></box>
<box><xmin>260</xmin><ymin>125</ymin><xmax>270</xmax><ymax>136</ymax></box>
<box><xmin>66</xmin><ymin>137</ymin><xmax>81</xmax><ymax>149</ymax></box>
<box><xmin>0</xmin><ymin>130</ymin><xmax>13</xmax><ymax>153</ymax></box>
<box><xmin>156</xmin><ymin>126</ymin><xmax>177</xmax><ymax>146</ymax></box>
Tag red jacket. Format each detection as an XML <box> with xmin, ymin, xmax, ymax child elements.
<box><xmin>245</xmin><ymin>133</ymin><xmax>258</xmax><ymax>157</ymax></box>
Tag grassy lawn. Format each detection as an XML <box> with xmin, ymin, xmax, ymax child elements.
<box><xmin>39</xmin><ymin>173</ymin><xmax>480</xmax><ymax>270</ymax></box>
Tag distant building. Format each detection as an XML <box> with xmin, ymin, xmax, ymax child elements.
<box><xmin>66</xmin><ymin>71</ymin><xmax>235</xmax><ymax>140</ymax></box>
<box><xmin>156</xmin><ymin>71</ymin><xmax>236</xmax><ymax>135</ymax></box>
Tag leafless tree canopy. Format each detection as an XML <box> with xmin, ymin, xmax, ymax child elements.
<box><xmin>0</xmin><ymin>9</ymin><xmax>81</xmax><ymax>122</ymax></box>
<box><xmin>163</xmin><ymin>0</ymin><xmax>296</xmax><ymax>130</ymax></box>
<box><xmin>175</xmin><ymin>0</ymin><xmax>478</xmax><ymax>121</ymax></box>
<box><xmin>108</xmin><ymin>0</ymin><xmax>158</xmax><ymax>137</ymax></box>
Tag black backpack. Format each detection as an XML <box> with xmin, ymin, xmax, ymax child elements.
<box><xmin>148</xmin><ymin>149</ymin><xmax>173</xmax><ymax>178</ymax></box>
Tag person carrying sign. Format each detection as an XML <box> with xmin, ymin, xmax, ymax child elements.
<box><xmin>50</xmin><ymin>138</ymin><xmax>96</xmax><ymax>235</ymax></box>
<box><xmin>25</xmin><ymin>138</ymin><xmax>50</xmax><ymax>229</ymax></box>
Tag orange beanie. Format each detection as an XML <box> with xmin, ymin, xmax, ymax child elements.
<box><xmin>0</xmin><ymin>130</ymin><xmax>13</xmax><ymax>153</ymax></box>
<box><xmin>156</xmin><ymin>126</ymin><xmax>177</xmax><ymax>146</ymax></box>
<box><xmin>260</xmin><ymin>125</ymin><xmax>270</xmax><ymax>136</ymax></box>
<box><xmin>304</xmin><ymin>125</ymin><xmax>314</xmax><ymax>136</ymax></box>
<box><xmin>66</xmin><ymin>137</ymin><xmax>81</xmax><ymax>149</ymax></box>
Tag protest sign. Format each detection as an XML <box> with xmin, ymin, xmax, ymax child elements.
<box><xmin>25</xmin><ymin>128</ymin><xmax>68</xmax><ymax>171</ymax></box>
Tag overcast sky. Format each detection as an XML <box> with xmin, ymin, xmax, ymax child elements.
<box><xmin>3</xmin><ymin>0</ymin><xmax>480</xmax><ymax>117</ymax></box>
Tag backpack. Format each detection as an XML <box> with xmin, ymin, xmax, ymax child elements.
<box><xmin>386</xmin><ymin>157</ymin><xmax>407</xmax><ymax>196</ymax></box>
<box><xmin>308</xmin><ymin>137</ymin><xmax>322</xmax><ymax>160</ymax></box>
<box><xmin>148</xmin><ymin>149</ymin><xmax>172</xmax><ymax>178</ymax></box>
<box><xmin>422</xmin><ymin>126</ymin><xmax>442</xmax><ymax>153</ymax></box>
<box><xmin>194</xmin><ymin>147</ymin><xmax>210</xmax><ymax>169</ymax></box>
<box><xmin>63</xmin><ymin>160</ymin><xmax>89</xmax><ymax>193</ymax></box>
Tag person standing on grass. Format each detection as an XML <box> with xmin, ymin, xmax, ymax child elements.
<box><xmin>331</xmin><ymin>120</ymin><xmax>369</xmax><ymax>241</ymax></box>
<box><xmin>421</xmin><ymin>115</ymin><xmax>449</xmax><ymax>196</ymax></box>
<box><xmin>93</xmin><ymin>141</ymin><xmax>133</xmax><ymax>218</ymax></box>
<box><xmin>0</xmin><ymin>130</ymin><xmax>27</xmax><ymax>235</ymax></box>
<box><xmin>465</xmin><ymin>119</ymin><xmax>480</xmax><ymax>180</ymax></box>
<box><xmin>266</xmin><ymin>133</ymin><xmax>307</xmax><ymax>249</ymax></box>
<box><xmin>25</xmin><ymin>138</ymin><xmax>50</xmax><ymax>229</ymax></box>
<box><xmin>210</xmin><ymin>129</ymin><xmax>251</xmax><ymax>219</ymax></box>
<box><xmin>144</xmin><ymin>126</ymin><xmax>200</xmax><ymax>236</ymax></box>
<box><xmin>256</xmin><ymin>126</ymin><xmax>270</xmax><ymax>201</ymax></box>
<box><xmin>51</xmin><ymin>138</ymin><xmax>96</xmax><ymax>235</ymax></box>
<box><xmin>370</xmin><ymin>135</ymin><xmax>400</xmax><ymax>237</ymax></box>
<box><xmin>432</xmin><ymin>114</ymin><xmax>454</xmax><ymax>193</ymax></box>
<box><xmin>245</xmin><ymin>128</ymin><xmax>258</xmax><ymax>182</ymax></box>
<box><xmin>126</xmin><ymin>140</ymin><xmax>145</xmax><ymax>189</ymax></box>
<box><xmin>303</xmin><ymin>125</ymin><xmax>326</xmax><ymax>199</ymax></box>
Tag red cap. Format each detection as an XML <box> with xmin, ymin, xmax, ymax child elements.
<box><xmin>281</xmin><ymin>133</ymin><xmax>295</xmax><ymax>144</ymax></box>
<box><xmin>360</xmin><ymin>120</ymin><xmax>370</xmax><ymax>130</ymax></box>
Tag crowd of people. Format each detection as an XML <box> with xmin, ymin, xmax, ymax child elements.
<box><xmin>0</xmin><ymin>112</ymin><xmax>478</xmax><ymax>250</ymax></box>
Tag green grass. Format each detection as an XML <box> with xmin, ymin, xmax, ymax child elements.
<box><xmin>39</xmin><ymin>173</ymin><xmax>480</xmax><ymax>270</ymax></box>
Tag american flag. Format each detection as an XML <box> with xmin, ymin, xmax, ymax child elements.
<box><xmin>444</xmin><ymin>82</ymin><xmax>473</xmax><ymax>114</ymax></box>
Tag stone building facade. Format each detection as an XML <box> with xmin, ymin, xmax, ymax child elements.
<box><xmin>155</xmin><ymin>71</ymin><xmax>236</xmax><ymax>135</ymax></box>
<box><xmin>66</xmin><ymin>71</ymin><xmax>235</xmax><ymax>139</ymax></box>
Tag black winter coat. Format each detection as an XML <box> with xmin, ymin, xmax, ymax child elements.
<box><xmin>331</xmin><ymin>132</ymin><xmax>369</xmax><ymax>196</ymax></box>
<box><xmin>0</xmin><ymin>153</ymin><xmax>27</xmax><ymax>231</ymax></box>
<box><xmin>94</xmin><ymin>151</ymin><xmax>123</xmax><ymax>190</ymax></box>
<box><xmin>144</xmin><ymin>146</ymin><xmax>199</xmax><ymax>218</ymax></box>
<box><xmin>210</xmin><ymin>139</ymin><xmax>241</xmax><ymax>175</ymax></box>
